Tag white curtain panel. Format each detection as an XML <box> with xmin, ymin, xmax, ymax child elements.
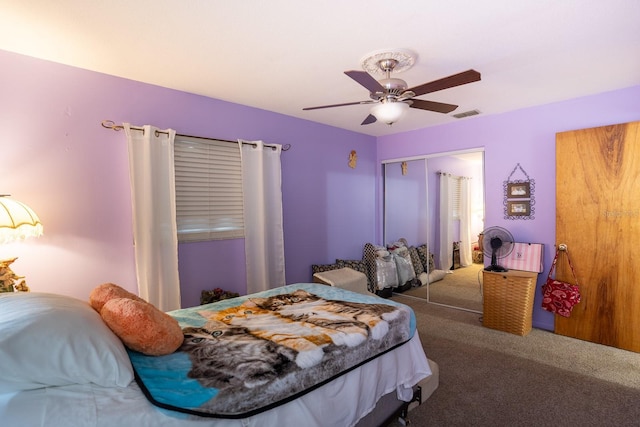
<box><xmin>124</xmin><ymin>124</ymin><xmax>181</xmax><ymax>311</ymax></box>
<box><xmin>239</xmin><ymin>140</ymin><xmax>286</xmax><ymax>293</ymax></box>
<box><xmin>438</xmin><ymin>174</ymin><xmax>454</xmax><ymax>270</ymax></box>
<box><xmin>459</xmin><ymin>178</ymin><xmax>473</xmax><ymax>267</ymax></box>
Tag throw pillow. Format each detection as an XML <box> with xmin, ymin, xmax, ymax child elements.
<box><xmin>89</xmin><ymin>282</ymin><xmax>145</xmax><ymax>312</ymax></box>
<box><xmin>335</xmin><ymin>259</ymin><xmax>368</xmax><ymax>275</ymax></box>
<box><xmin>428</xmin><ymin>269</ymin><xmax>447</xmax><ymax>283</ymax></box>
<box><xmin>417</xmin><ymin>245</ymin><xmax>434</xmax><ymax>272</ymax></box>
<box><xmin>100</xmin><ymin>297</ymin><xmax>183</xmax><ymax>356</ymax></box>
<box><xmin>311</xmin><ymin>263</ymin><xmax>340</xmax><ymax>275</ymax></box>
<box><xmin>408</xmin><ymin>247</ymin><xmax>425</xmax><ymax>275</ymax></box>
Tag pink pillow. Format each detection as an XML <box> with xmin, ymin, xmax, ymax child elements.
<box><xmin>100</xmin><ymin>298</ymin><xmax>183</xmax><ymax>356</ymax></box>
<box><xmin>89</xmin><ymin>282</ymin><xmax>144</xmax><ymax>312</ymax></box>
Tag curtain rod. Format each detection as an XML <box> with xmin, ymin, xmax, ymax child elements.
<box><xmin>101</xmin><ymin>120</ymin><xmax>291</xmax><ymax>151</ymax></box>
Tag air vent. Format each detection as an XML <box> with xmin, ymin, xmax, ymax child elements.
<box><xmin>452</xmin><ymin>109</ymin><xmax>481</xmax><ymax>119</ymax></box>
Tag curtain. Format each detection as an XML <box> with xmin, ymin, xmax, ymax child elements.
<box><xmin>438</xmin><ymin>174</ymin><xmax>455</xmax><ymax>270</ymax></box>
<box><xmin>459</xmin><ymin>178</ymin><xmax>473</xmax><ymax>266</ymax></box>
<box><xmin>124</xmin><ymin>124</ymin><xmax>181</xmax><ymax>311</ymax></box>
<box><xmin>239</xmin><ymin>140</ymin><xmax>286</xmax><ymax>293</ymax></box>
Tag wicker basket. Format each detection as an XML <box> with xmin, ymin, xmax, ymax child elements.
<box><xmin>482</xmin><ymin>270</ymin><xmax>538</xmax><ymax>336</ymax></box>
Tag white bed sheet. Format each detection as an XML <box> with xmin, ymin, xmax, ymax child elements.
<box><xmin>0</xmin><ymin>334</ymin><xmax>430</xmax><ymax>427</ymax></box>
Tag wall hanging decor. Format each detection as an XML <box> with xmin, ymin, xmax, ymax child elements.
<box><xmin>504</xmin><ymin>163</ymin><xmax>535</xmax><ymax>220</ymax></box>
<box><xmin>349</xmin><ymin>150</ymin><xmax>357</xmax><ymax>168</ymax></box>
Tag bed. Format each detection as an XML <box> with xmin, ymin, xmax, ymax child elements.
<box><xmin>0</xmin><ymin>283</ymin><xmax>432</xmax><ymax>427</ymax></box>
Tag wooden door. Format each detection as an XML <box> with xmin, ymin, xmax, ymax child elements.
<box><xmin>556</xmin><ymin>121</ymin><xmax>640</xmax><ymax>353</ymax></box>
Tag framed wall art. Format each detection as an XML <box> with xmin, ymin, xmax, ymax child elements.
<box><xmin>504</xmin><ymin>163</ymin><xmax>535</xmax><ymax>220</ymax></box>
<box><xmin>507</xmin><ymin>201</ymin><xmax>531</xmax><ymax>216</ymax></box>
<box><xmin>507</xmin><ymin>182</ymin><xmax>530</xmax><ymax>198</ymax></box>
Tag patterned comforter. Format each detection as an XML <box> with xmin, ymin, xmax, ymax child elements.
<box><xmin>129</xmin><ymin>283</ymin><xmax>415</xmax><ymax>418</ymax></box>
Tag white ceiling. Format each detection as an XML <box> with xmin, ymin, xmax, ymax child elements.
<box><xmin>1</xmin><ymin>1</ymin><xmax>639</xmax><ymax>137</ymax></box>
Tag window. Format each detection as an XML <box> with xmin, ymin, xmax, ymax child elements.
<box><xmin>174</xmin><ymin>136</ymin><xmax>244</xmax><ymax>242</ymax></box>
<box><xmin>452</xmin><ymin>178</ymin><xmax>462</xmax><ymax>220</ymax></box>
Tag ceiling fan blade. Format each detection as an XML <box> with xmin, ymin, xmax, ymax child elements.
<box><xmin>344</xmin><ymin>70</ymin><xmax>386</xmax><ymax>93</ymax></box>
<box><xmin>410</xmin><ymin>99</ymin><xmax>459</xmax><ymax>114</ymax></box>
<box><xmin>408</xmin><ymin>69</ymin><xmax>481</xmax><ymax>97</ymax></box>
<box><xmin>303</xmin><ymin>100</ymin><xmax>373</xmax><ymax>111</ymax></box>
<box><xmin>361</xmin><ymin>114</ymin><xmax>377</xmax><ymax>125</ymax></box>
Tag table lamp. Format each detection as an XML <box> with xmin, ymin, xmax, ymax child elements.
<box><xmin>0</xmin><ymin>195</ymin><xmax>43</xmax><ymax>292</ymax></box>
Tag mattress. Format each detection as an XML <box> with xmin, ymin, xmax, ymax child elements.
<box><xmin>0</xmin><ymin>333</ymin><xmax>431</xmax><ymax>427</ymax></box>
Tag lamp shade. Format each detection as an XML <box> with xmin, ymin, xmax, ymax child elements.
<box><xmin>370</xmin><ymin>101</ymin><xmax>409</xmax><ymax>125</ymax></box>
<box><xmin>0</xmin><ymin>195</ymin><xmax>43</xmax><ymax>244</ymax></box>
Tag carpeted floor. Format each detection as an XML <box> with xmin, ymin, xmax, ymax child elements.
<box><xmin>402</xmin><ymin>263</ymin><xmax>484</xmax><ymax>312</ymax></box>
<box><xmin>387</xmin><ymin>295</ymin><xmax>640</xmax><ymax>426</ymax></box>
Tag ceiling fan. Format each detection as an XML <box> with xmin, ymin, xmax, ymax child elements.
<box><xmin>303</xmin><ymin>50</ymin><xmax>481</xmax><ymax>126</ymax></box>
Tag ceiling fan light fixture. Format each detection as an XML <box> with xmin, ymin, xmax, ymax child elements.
<box><xmin>360</xmin><ymin>49</ymin><xmax>417</xmax><ymax>75</ymax></box>
<box><xmin>370</xmin><ymin>101</ymin><xmax>409</xmax><ymax>125</ymax></box>
<box><xmin>303</xmin><ymin>49</ymin><xmax>480</xmax><ymax>127</ymax></box>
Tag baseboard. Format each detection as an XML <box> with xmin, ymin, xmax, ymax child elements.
<box><xmin>533</xmin><ymin>319</ymin><xmax>554</xmax><ymax>332</ymax></box>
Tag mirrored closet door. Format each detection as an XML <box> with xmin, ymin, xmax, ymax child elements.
<box><xmin>383</xmin><ymin>150</ymin><xmax>485</xmax><ymax>313</ymax></box>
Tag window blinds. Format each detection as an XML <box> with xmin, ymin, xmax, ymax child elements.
<box><xmin>452</xmin><ymin>179</ymin><xmax>461</xmax><ymax>220</ymax></box>
<box><xmin>174</xmin><ymin>136</ymin><xmax>244</xmax><ymax>242</ymax></box>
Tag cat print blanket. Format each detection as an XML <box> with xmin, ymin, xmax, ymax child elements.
<box><xmin>128</xmin><ymin>283</ymin><xmax>416</xmax><ymax>418</ymax></box>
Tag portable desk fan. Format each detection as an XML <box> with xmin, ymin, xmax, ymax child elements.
<box><xmin>481</xmin><ymin>226</ymin><xmax>514</xmax><ymax>272</ymax></box>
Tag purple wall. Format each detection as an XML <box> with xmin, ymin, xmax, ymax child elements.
<box><xmin>377</xmin><ymin>86</ymin><xmax>640</xmax><ymax>330</ymax></box>
<box><xmin>4</xmin><ymin>47</ymin><xmax>640</xmax><ymax>326</ymax></box>
<box><xmin>1</xmin><ymin>49</ymin><xmax>376</xmax><ymax>307</ymax></box>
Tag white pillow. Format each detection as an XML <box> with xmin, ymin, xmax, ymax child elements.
<box><xmin>0</xmin><ymin>292</ymin><xmax>134</xmax><ymax>392</ymax></box>
<box><xmin>428</xmin><ymin>269</ymin><xmax>448</xmax><ymax>283</ymax></box>
<box><xmin>418</xmin><ymin>272</ymin><xmax>429</xmax><ymax>286</ymax></box>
